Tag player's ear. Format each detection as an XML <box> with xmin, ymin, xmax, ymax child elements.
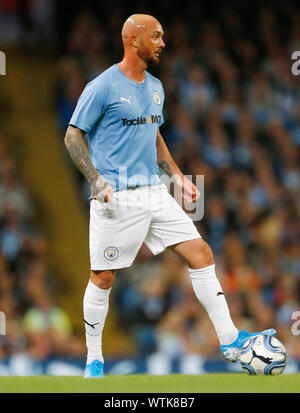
<box><xmin>130</xmin><ymin>34</ymin><xmax>138</xmax><ymax>48</ymax></box>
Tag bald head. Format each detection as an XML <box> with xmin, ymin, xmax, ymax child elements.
<box><xmin>121</xmin><ymin>14</ymin><xmax>161</xmax><ymax>39</ymax></box>
<box><xmin>120</xmin><ymin>14</ymin><xmax>165</xmax><ymax>66</ymax></box>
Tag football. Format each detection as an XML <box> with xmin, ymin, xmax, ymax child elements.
<box><xmin>239</xmin><ymin>335</ymin><xmax>287</xmax><ymax>375</ymax></box>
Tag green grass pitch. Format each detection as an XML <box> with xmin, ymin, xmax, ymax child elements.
<box><xmin>0</xmin><ymin>374</ymin><xmax>299</xmax><ymax>393</ymax></box>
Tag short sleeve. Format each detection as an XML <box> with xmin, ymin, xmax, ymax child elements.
<box><xmin>69</xmin><ymin>77</ymin><xmax>109</xmax><ymax>133</ymax></box>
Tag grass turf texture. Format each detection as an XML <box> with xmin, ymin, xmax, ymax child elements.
<box><xmin>0</xmin><ymin>374</ymin><xmax>299</xmax><ymax>393</ymax></box>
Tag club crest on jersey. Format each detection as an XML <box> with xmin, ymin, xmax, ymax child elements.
<box><xmin>153</xmin><ymin>90</ymin><xmax>161</xmax><ymax>104</ymax></box>
<box><xmin>104</xmin><ymin>246</ymin><xmax>119</xmax><ymax>261</ymax></box>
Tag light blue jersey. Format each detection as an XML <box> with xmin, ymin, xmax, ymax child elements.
<box><xmin>69</xmin><ymin>64</ymin><xmax>165</xmax><ymax>191</ymax></box>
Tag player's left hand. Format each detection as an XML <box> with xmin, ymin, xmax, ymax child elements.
<box><xmin>173</xmin><ymin>174</ymin><xmax>200</xmax><ymax>203</ymax></box>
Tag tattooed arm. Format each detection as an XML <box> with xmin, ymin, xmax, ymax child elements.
<box><xmin>64</xmin><ymin>125</ymin><xmax>113</xmax><ymax>202</ymax></box>
<box><xmin>156</xmin><ymin>128</ymin><xmax>199</xmax><ymax>202</ymax></box>
<box><xmin>156</xmin><ymin>128</ymin><xmax>183</xmax><ymax>178</ymax></box>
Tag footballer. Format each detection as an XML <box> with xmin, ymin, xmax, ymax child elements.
<box><xmin>64</xmin><ymin>14</ymin><xmax>276</xmax><ymax>378</ymax></box>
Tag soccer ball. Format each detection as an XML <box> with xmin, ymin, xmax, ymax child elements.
<box><xmin>239</xmin><ymin>335</ymin><xmax>287</xmax><ymax>375</ymax></box>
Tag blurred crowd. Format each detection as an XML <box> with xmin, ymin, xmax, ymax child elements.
<box><xmin>0</xmin><ymin>134</ymin><xmax>84</xmax><ymax>362</ymax></box>
<box><xmin>0</xmin><ymin>0</ymin><xmax>54</xmax><ymax>45</ymax></box>
<box><xmin>1</xmin><ymin>0</ymin><xmax>300</xmax><ymax>364</ymax></box>
<box><xmin>54</xmin><ymin>1</ymin><xmax>300</xmax><ymax>361</ymax></box>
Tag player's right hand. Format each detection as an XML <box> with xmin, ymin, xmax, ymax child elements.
<box><xmin>91</xmin><ymin>176</ymin><xmax>113</xmax><ymax>203</ymax></box>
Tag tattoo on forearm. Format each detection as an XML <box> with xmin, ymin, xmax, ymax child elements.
<box><xmin>158</xmin><ymin>160</ymin><xmax>173</xmax><ymax>177</ymax></box>
<box><xmin>64</xmin><ymin>128</ymin><xmax>99</xmax><ymax>185</ymax></box>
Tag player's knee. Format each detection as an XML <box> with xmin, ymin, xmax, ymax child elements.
<box><xmin>196</xmin><ymin>240</ymin><xmax>214</xmax><ymax>267</ymax></box>
<box><xmin>200</xmin><ymin>241</ymin><xmax>214</xmax><ymax>265</ymax></box>
<box><xmin>90</xmin><ymin>270</ymin><xmax>116</xmax><ymax>289</ymax></box>
<box><xmin>184</xmin><ymin>239</ymin><xmax>214</xmax><ymax>269</ymax></box>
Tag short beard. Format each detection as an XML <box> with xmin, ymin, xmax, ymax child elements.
<box><xmin>137</xmin><ymin>39</ymin><xmax>159</xmax><ymax>67</ymax></box>
<box><xmin>137</xmin><ymin>50</ymin><xmax>159</xmax><ymax>67</ymax></box>
<box><xmin>147</xmin><ymin>57</ymin><xmax>159</xmax><ymax>67</ymax></box>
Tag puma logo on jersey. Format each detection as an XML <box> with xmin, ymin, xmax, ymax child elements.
<box><xmin>120</xmin><ymin>96</ymin><xmax>132</xmax><ymax>105</ymax></box>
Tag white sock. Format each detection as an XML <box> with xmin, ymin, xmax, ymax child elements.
<box><xmin>189</xmin><ymin>264</ymin><xmax>238</xmax><ymax>345</ymax></box>
<box><xmin>83</xmin><ymin>280</ymin><xmax>111</xmax><ymax>364</ymax></box>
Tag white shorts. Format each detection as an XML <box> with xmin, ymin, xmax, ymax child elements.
<box><xmin>89</xmin><ymin>183</ymin><xmax>201</xmax><ymax>270</ymax></box>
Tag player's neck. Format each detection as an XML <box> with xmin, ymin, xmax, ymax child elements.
<box><xmin>117</xmin><ymin>57</ymin><xmax>147</xmax><ymax>85</ymax></box>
